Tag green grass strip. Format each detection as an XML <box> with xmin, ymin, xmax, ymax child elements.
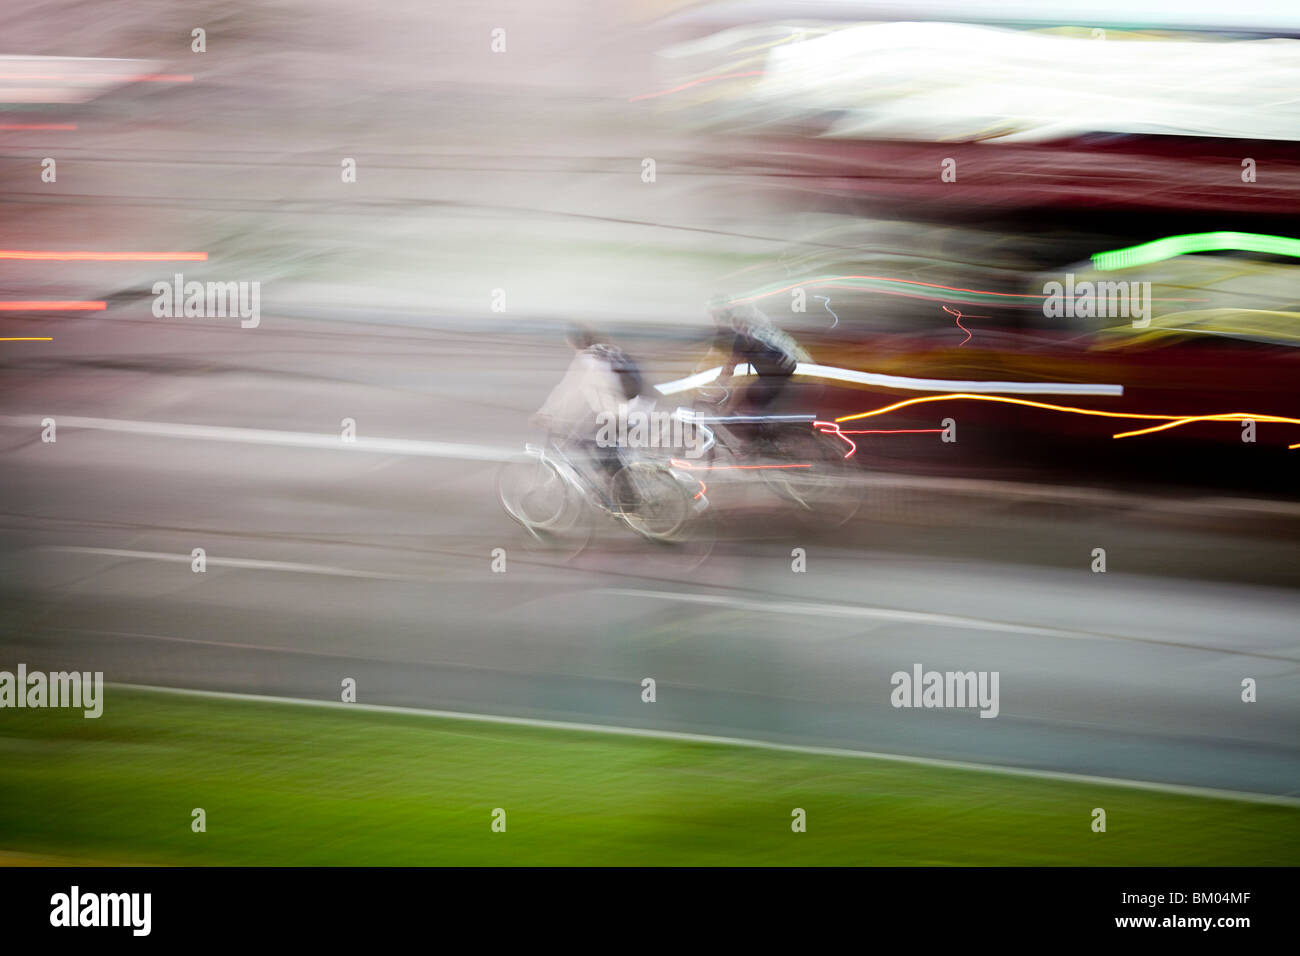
<box><xmin>0</xmin><ymin>687</ymin><xmax>1295</xmax><ymax>866</ymax></box>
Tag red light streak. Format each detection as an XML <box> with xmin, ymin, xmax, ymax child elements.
<box><xmin>0</xmin><ymin>301</ymin><xmax>104</xmax><ymax>310</ymax></box>
<box><xmin>630</xmin><ymin>71</ymin><xmax>764</xmax><ymax>102</ymax></box>
<box><xmin>0</xmin><ymin>250</ymin><xmax>206</xmax><ymax>261</ymax></box>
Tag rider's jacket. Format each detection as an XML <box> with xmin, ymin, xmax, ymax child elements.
<box><xmin>537</xmin><ymin>345</ymin><xmax>646</xmax><ymax>441</ymax></box>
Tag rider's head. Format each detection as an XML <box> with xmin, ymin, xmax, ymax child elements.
<box><xmin>711</xmin><ymin>296</ymin><xmax>771</xmax><ymax>335</ymax></box>
<box><xmin>565</xmin><ymin>322</ymin><xmax>597</xmax><ymax>351</ymax></box>
<box><xmin>708</xmin><ymin>293</ymin><xmax>737</xmax><ymax>328</ymax></box>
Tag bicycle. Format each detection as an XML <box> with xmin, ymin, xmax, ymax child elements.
<box><xmin>497</xmin><ymin>431</ymin><xmax>708</xmax><ymax>545</ymax></box>
<box><xmin>681</xmin><ymin>385</ymin><xmax>861</xmax><ymax>528</ymax></box>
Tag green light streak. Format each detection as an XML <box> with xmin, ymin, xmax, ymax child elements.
<box><xmin>1092</xmin><ymin>232</ymin><xmax>1300</xmax><ymax>271</ymax></box>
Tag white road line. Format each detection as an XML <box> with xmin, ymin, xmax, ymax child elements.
<box><xmin>654</xmin><ymin>364</ymin><xmax>1126</xmax><ymax>397</ymax></box>
<box><xmin>41</xmin><ymin>546</ymin><xmax>428</xmax><ymax>581</ymax></box>
<box><xmin>5</xmin><ymin>413</ymin><xmax>1298</xmax><ymax>518</ymax></box>
<box><xmin>36</xmin><ymin>550</ymin><xmax>1300</xmax><ymax>659</ymax></box>
<box><xmin>600</xmin><ymin>587</ymin><xmax>1300</xmax><ymax>662</ymax></box>
<box><xmin>0</xmin><ymin>414</ymin><xmax>514</xmax><ymax>462</ymax></box>
<box><xmin>604</xmin><ymin>586</ymin><xmax>1098</xmax><ymax>638</ymax></box>
<box><xmin>117</xmin><ymin>682</ymin><xmax>1300</xmax><ymax>807</ymax></box>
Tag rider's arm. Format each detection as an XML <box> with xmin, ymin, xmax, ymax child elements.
<box><xmin>700</xmin><ymin>327</ymin><xmax>737</xmax><ymax>380</ymax></box>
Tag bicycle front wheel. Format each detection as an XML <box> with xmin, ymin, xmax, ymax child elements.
<box><xmin>609</xmin><ymin>461</ymin><xmax>694</xmax><ymax>542</ymax></box>
<box><xmin>497</xmin><ymin>454</ymin><xmax>573</xmax><ymax>531</ymax></box>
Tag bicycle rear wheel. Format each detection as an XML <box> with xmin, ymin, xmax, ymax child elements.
<box><xmin>760</xmin><ymin>426</ymin><xmax>861</xmax><ymax>527</ymax></box>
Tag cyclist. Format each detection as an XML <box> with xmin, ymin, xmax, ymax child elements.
<box><xmin>704</xmin><ymin>297</ymin><xmax>808</xmax><ymax>418</ymax></box>
<box><xmin>531</xmin><ymin>323</ymin><xmax>646</xmax><ymax>490</ymax></box>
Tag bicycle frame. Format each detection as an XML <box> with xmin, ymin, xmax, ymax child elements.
<box><xmin>676</xmin><ymin>403</ymin><xmax>818</xmax><ymax>465</ymax></box>
<box><xmin>523</xmin><ymin>438</ymin><xmax>612</xmax><ymax>510</ymax></box>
